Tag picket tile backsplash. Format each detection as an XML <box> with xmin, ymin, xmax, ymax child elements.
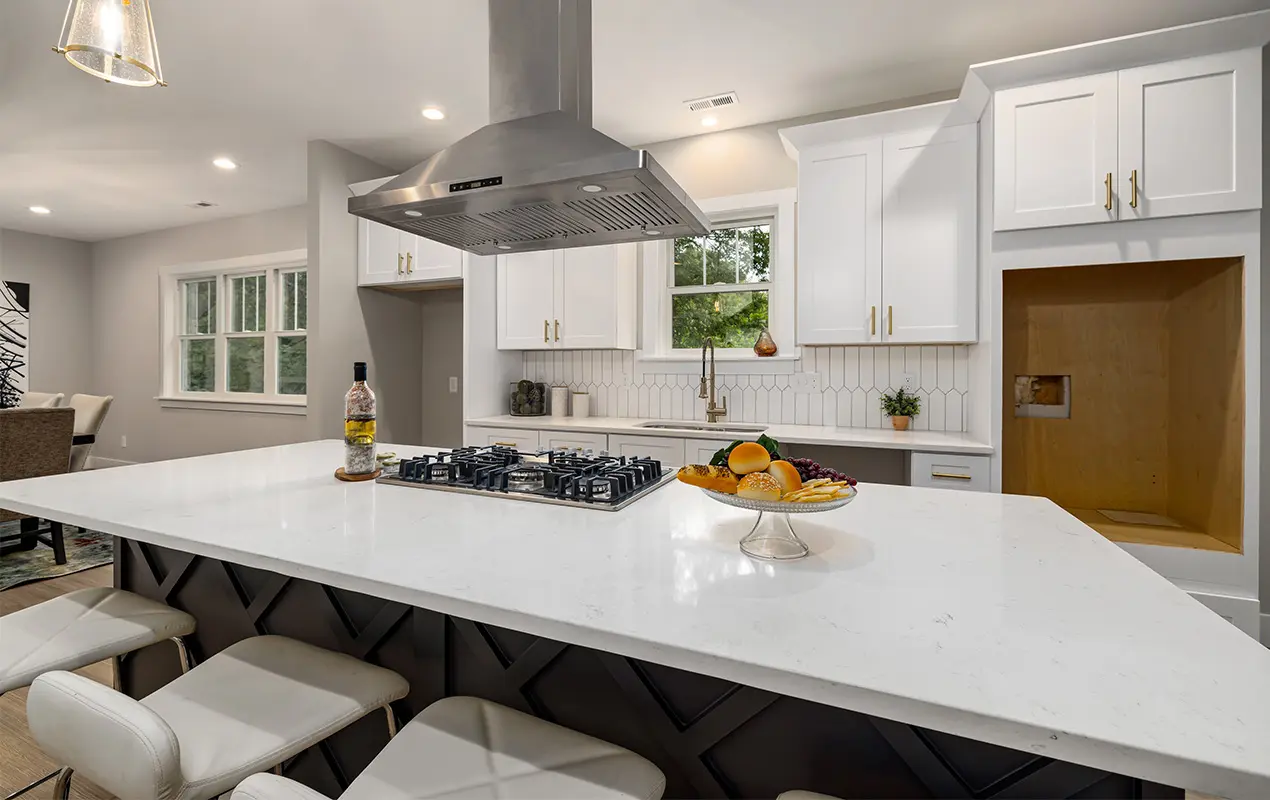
<box><xmin>522</xmin><ymin>346</ymin><xmax>971</xmax><ymax>432</ymax></box>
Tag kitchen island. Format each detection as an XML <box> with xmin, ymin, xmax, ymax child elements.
<box><xmin>1</xmin><ymin>440</ymin><xmax>1267</xmax><ymax>799</ymax></box>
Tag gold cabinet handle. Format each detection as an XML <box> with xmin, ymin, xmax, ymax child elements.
<box><xmin>870</xmin><ymin>306</ymin><xmax>876</xmax><ymax>336</ymax></box>
<box><xmin>887</xmin><ymin>305</ymin><xmax>893</xmax><ymax>336</ymax></box>
<box><xmin>543</xmin><ymin>319</ymin><xmax>549</xmax><ymax>343</ymax></box>
<box><xmin>1130</xmin><ymin>169</ymin><xmax>1139</xmax><ymax>209</ymax></box>
<box><xmin>397</xmin><ymin>253</ymin><xmax>404</xmax><ymax>275</ymax></box>
<box><xmin>931</xmin><ymin>472</ymin><xmax>972</xmax><ymax>481</ymax></box>
<box><xmin>494</xmin><ymin>441</ymin><xmax>517</xmax><ymax>447</ymax></box>
<box><xmin>1104</xmin><ymin>172</ymin><xmax>1112</xmax><ymax>211</ymax></box>
<box><xmin>554</xmin><ymin>319</ymin><xmax>560</xmax><ymax>342</ymax></box>
<box><xmin>406</xmin><ymin>252</ymin><xmax>413</xmax><ymax>273</ymax></box>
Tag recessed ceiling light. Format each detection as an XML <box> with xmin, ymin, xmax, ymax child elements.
<box><xmin>403</xmin><ymin>210</ymin><xmax>423</xmax><ymax>218</ymax></box>
<box><xmin>701</xmin><ymin>116</ymin><xmax>718</xmax><ymax>128</ymax></box>
<box><xmin>28</xmin><ymin>206</ymin><xmax>51</xmax><ymax>215</ymax></box>
<box><xmin>213</xmin><ymin>157</ymin><xmax>238</xmax><ymax>170</ymax></box>
<box><xmin>421</xmin><ymin>107</ymin><xmax>446</xmax><ymax>121</ymax></box>
<box><xmin>580</xmin><ymin>184</ymin><xmax>605</xmax><ymax>193</ymax></box>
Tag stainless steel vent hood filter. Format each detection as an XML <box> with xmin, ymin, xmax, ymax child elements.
<box><xmin>349</xmin><ymin>0</ymin><xmax>709</xmax><ymax>256</ymax></box>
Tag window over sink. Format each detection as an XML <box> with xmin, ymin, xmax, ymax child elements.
<box><xmin>639</xmin><ymin>189</ymin><xmax>797</xmax><ymax>373</ymax></box>
<box><xmin>160</xmin><ymin>250</ymin><xmax>307</xmax><ymax>412</ymax></box>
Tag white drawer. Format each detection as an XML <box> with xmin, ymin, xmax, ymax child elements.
<box><xmin>684</xmin><ymin>438</ymin><xmax>738</xmax><ymax>466</ymax></box>
<box><xmin>910</xmin><ymin>452</ymin><xmax>990</xmax><ymax>492</ymax></box>
<box><xmin>465</xmin><ymin>426</ymin><xmax>540</xmax><ymax>451</ymax></box>
<box><xmin>607</xmin><ymin>434</ymin><xmax>686</xmax><ymax>468</ymax></box>
<box><xmin>540</xmin><ymin>431</ymin><xmax>608</xmax><ymax>454</ymax></box>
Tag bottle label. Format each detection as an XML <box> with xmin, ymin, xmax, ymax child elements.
<box><xmin>345</xmin><ymin>418</ymin><xmax>376</xmax><ymax>446</ymax></box>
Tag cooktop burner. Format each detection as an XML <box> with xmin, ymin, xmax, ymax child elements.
<box><xmin>376</xmin><ymin>446</ymin><xmax>675</xmax><ymax>510</ymax></box>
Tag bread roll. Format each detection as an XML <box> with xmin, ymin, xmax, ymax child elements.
<box><xmin>728</xmin><ymin>442</ymin><xmax>772</xmax><ymax>475</ymax></box>
<box><xmin>676</xmin><ymin>464</ymin><xmax>739</xmax><ymax>494</ymax></box>
<box><xmin>766</xmin><ymin>460</ymin><xmax>802</xmax><ymax>494</ymax></box>
<box><xmin>737</xmin><ymin>471</ymin><xmax>782</xmax><ymax>501</ymax></box>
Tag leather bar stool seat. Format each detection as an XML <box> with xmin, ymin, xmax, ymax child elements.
<box><xmin>231</xmin><ymin>695</ymin><xmax>666</xmax><ymax>800</ymax></box>
<box><xmin>27</xmin><ymin>635</ymin><xmax>409</xmax><ymax>800</ymax></box>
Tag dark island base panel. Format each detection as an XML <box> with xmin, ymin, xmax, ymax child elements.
<box><xmin>116</xmin><ymin>539</ymin><xmax>1182</xmax><ymax>800</ymax></box>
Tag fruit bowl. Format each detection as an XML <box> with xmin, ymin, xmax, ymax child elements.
<box><xmin>701</xmin><ymin>485</ymin><xmax>857</xmax><ymax>561</ymax></box>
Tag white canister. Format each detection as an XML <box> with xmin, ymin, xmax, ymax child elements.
<box><xmin>550</xmin><ymin>386</ymin><xmax>570</xmax><ymax>418</ymax></box>
<box><xmin>572</xmin><ymin>391</ymin><xmax>590</xmax><ymax>418</ymax></box>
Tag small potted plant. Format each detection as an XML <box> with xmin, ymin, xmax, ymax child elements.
<box><xmin>881</xmin><ymin>387</ymin><xmax>921</xmax><ymax>431</ymax></box>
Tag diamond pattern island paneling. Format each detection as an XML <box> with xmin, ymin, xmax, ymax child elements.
<box><xmin>115</xmin><ymin>539</ymin><xmax>1179</xmax><ymax>800</ymax></box>
<box><xmin>524</xmin><ymin>346</ymin><xmax>971</xmax><ymax>431</ymax></box>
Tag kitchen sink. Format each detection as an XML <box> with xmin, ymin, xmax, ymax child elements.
<box><xmin>637</xmin><ymin>421</ymin><xmax>768</xmax><ymax>435</ymax></box>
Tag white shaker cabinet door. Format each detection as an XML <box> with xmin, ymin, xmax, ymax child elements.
<box><xmin>796</xmin><ymin>139</ymin><xmax>883</xmax><ymax>344</ymax></box>
<box><xmin>497</xmin><ymin>251</ymin><xmax>558</xmax><ymax>349</ymax></box>
<box><xmin>557</xmin><ymin>245</ymin><xmax>629</xmax><ymax>349</ymax></box>
<box><xmin>465</xmin><ymin>426</ymin><xmax>540</xmax><ymax>451</ymax></box>
<box><xmin>401</xmin><ymin>234</ymin><xmax>464</xmax><ymax>284</ymax></box>
<box><xmin>608</xmin><ymin>434</ymin><xmax>686</xmax><ymax>469</ymax></box>
<box><xmin>358</xmin><ymin>219</ymin><xmax>404</xmax><ymax>286</ymax></box>
<box><xmin>994</xmin><ymin>72</ymin><xmax>1119</xmax><ymax>231</ymax></box>
<box><xmin>685</xmin><ymin>438</ymin><xmax>737</xmax><ymax>466</ymax></box>
<box><xmin>1118</xmin><ymin>48</ymin><xmax>1261</xmax><ymax>221</ymax></box>
<box><xmin>540</xmin><ymin>431</ymin><xmax>609</xmax><ymax>454</ymax></box>
<box><xmin>881</xmin><ymin>124</ymin><xmax>978</xmax><ymax>343</ymax></box>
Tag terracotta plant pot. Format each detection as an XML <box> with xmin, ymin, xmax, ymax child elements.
<box><xmin>890</xmin><ymin>415</ymin><xmax>911</xmax><ymax>431</ymax></box>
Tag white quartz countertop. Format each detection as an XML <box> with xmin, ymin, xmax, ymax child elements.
<box><xmin>1</xmin><ymin>440</ymin><xmax>1266</xmax><ymax>798</ymax></box>
<box><xmin>467</xmin><ymin>415</ymin><xmax>994</xmax><ymax>454</ymax></box>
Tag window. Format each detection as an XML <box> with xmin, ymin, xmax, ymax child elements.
<box><xmin>160</xmin><ymin>251</ymin><xmax>308</xmax><ymax>410</ymax></box>
<box><xmin>671</xmin><ymin>220</ymin><xmax>771</xmax><ymax>349</ymax></box>
<box><xmin>639</xmin><ymin>189</ymin><xmax>796</xmax><ymax>371</ymax></box>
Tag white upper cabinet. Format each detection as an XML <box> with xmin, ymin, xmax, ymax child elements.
<box><xmin>796</xmin><ymin>139</ymin><xmax>883</xmax><ymax>345</ymax></box>
<box><xmin>994</xmin><ymin>73</ymin><xmax>1119</xmax><ymax>231</ymax></box>
<box><xmin>788</xmin><ymin>108</ymin><xmax>978</xmax><ymax>347</ymax></box>
<box><xmin>882</xmin><ymin>124</ymin><xmax>978</xmax><ymax>343</ymax></box>
<box><xmin>359</xmin><ymin>218</ymin><xmax>406</xmax><ymax>286</ymax></box>
<box><xmin>1118</xmin><ymin>49</ymin><xmax>1261</xmax><ymax>221</ymax></box>
<box><xmin>994</xmin><ymin>48</ymin><xmax>1261</xmax><ymax>231</ymax></box>
<box><xmin>351</xmin><ymin>176</ymin><xmax>464</xmax><ymax>287</ymax></box>
<box><xmin>403</xmin><ymin>234</ymin><xmax>464</xmax><ymax>284</ymax></box>
<box><xmin>497</xmin><ymin>244</ymin><xmax>637</xmax><ymax>350</ymax></box>
<box><xmin>498</xmin><ymin>250</ymin><xmax>557</xmax><ymax>348</ymax></box>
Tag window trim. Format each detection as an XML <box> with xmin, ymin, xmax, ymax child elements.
<box><xmin>158</xmin><ymin>249</ymin><xmax>308</xmax><ymax>410</ymax></box>
<box><xmin>638</xmin><ymin>189</ymin><xmax>798</xmax><ymax>375</ymax></box>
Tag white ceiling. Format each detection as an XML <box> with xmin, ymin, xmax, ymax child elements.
<box><xmin>2</xmin><ymin>0</ymin><xmax>1267</xmax><ymax>242</ymax></box>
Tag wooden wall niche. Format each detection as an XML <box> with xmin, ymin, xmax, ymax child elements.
<box><xmin>1002</xmin><ymin>257</ymin><xmax>1244</xmax><ymax>553</ymax></box>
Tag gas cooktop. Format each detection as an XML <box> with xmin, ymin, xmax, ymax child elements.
<box><xmin>377</xmin><ymin>446</ymin><xmax>675</xmax><ymax>510</ymax></box>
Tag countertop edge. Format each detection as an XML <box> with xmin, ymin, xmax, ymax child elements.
<box><xmin>466</xmin><ymin>416</ymin><xmax>995</xmax><ymax>455</ymax></box>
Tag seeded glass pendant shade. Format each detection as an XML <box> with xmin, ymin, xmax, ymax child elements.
<box><xmin>54</xmin><ymin>0</ymin><xmax>165</xmax><ymax>87</ymax></box>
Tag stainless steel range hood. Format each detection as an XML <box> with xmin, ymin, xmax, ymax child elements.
<box><xmin>348</xmin><ymin>0</ymin><xmax>709</xmax><ymax>256</ymax></box>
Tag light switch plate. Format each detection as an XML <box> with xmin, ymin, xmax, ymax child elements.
<box><xmin>448</xmin><ymin>377</ymin><xmax>459</xmax><ymax>393</ymax></box>
<box><xmin>791</xmin><ymin>372</ymin><xmax>820</xmax><ymax>392</ymax></box>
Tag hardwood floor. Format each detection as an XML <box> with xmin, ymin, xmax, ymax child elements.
<box><xmin>0</xmin><ymin>566</ymin><xmax>115</xmax><ymax>800</ymax></box>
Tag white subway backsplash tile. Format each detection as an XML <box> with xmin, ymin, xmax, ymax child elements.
<box><xmin>521</xmin><ymin>345</ymin><xmax>972</xmax><ymax>432</ymax></box>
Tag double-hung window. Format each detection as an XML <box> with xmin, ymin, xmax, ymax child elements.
<box><xmin>670</xmin><ymin>219</ymin><xmax>772</xmax><ymax>349</ymax></box>
<box><xmin>162</xmin><ymin>251</ymin><xmax>307</xmax><ymax>409</ymax></box>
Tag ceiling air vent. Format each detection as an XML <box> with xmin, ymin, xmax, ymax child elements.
<box><xmin>187</xmin><ymin>201</ymin><xmax>218</xmax><ymax>209</ymax></box>
<box><xmin>683</xmin><ymin>91</ymin><xmax>739</xmax><ymax>112</ymax></box>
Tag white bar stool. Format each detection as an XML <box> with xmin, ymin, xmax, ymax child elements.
<box><xmin>1</xmin><ymin>587</ymin><xmax>196</xmax><ymax>799</ymax></box>
<box><xmin>231</xmin><ymin>695</ymin><xmax>666</xmax><ymax>800</ymax></box>
<box><xmin>27</xmin><ymin>634</ymin><xmax>409</xmax><ymax>800</ymax></box>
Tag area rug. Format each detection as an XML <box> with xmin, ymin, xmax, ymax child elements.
<box><xmin>0</xmin><ymin>522</ymin><xmax>113</xmax><ymax>591</ymax></box>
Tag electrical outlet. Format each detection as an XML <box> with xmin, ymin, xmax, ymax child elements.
<box><xmin>903</xmin><ymin>372</ymin><xmax>917</xmax><ymax>391</ymax></box>
<box><xmin>121</xmin><ymin>435</ymin><xmax>127</xmax><ymax>448</ymax></box>
<box><xmin>448</xmin><ymin>376</ymin><xmax>459</xmax><ymax>394</ymax></box>
<box><xmin>791</xmin><ymin>372</ymin><xmax>820</xmax><ymax>392</ymax></box>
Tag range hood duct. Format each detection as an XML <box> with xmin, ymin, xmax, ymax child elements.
<box><xmin>348</xmin><ymin>0</ymin><xmax>709</xmax><ymax>256</ymax></box>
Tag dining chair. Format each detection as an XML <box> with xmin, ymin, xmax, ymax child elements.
<box><xmin>66</xmin><ymin>394</ymin><xmax>113</xmax><ymax>472</ymax></box>
<box><xmin>0</xmin><ymin>407</ymin><xmax>74</xmax><ymax>563</ymax></box>
<box><xmin>17</xmin><ymin>391</ymin><xmax>63</xmax><ymax>409</ymax></box>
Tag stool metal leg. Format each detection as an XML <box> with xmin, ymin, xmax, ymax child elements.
<box><xmin>52</xmin><ymin>767</ymin><xmax>73</xmax><ymax>800</ymax></box>
<box><xmin>385</xmin><ymin>704</ymin><xmax>398</xmax><ymax>738</ymax></box>
<box><xmin>1</xmin><ymin>768</ymin><xmax>59</xmax><ymax>800</ymax></box>
<box><xmin>171</xmin><ymin>635</ymin><xmax>193</xmax><ymax>673</ymax></box>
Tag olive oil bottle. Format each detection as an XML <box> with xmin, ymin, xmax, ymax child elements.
<box><xmin>344</xmin><ymin>361</ymin><xmax>376</xmax><ymax>474</ymax></box>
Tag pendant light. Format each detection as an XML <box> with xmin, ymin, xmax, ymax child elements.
<box><xmin>53</xmin><ymin>0</ymin><xmax>165</xmax><ymax>87</ymax></box>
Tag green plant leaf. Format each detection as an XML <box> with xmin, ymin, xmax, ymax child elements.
<box><xmin>755</xmin><ymin>434</ymin><xmax>781</xmax><ymax>460</ymax></box>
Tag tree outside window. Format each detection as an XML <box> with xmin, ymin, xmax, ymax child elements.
<box><xmin>670</xmin><ymin>220</ymin><xmax>771</xmax><ymax>349</ymax></box>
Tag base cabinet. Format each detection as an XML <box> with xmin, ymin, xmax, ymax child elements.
<box><xmin>909</xmin><ymin>452</ymin><xmax>990</xmax><ymax>492</ymax></box>
<box><xmin>465</xmin><ymin>426</ymin><xmax>541</xmax><ymax>451</ymax></box>
<box><xmin>607</xmin><ymin>434</ymin><xmax>686</xmax><ymax>467</ymax></box>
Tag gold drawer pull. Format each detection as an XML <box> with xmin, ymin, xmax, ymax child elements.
<box><xmin>543</xmin><ymin>319</ymin><xmax>549</xmax><ymax>343</ymax></box>
<box><xmin>406</xmin><ymin>252</ymin><xmax>413</xmax><ymax>273</ymax></box>
<box><xmin>1130</xmin><ymin>169</ymin><xmax>1139</xmax><ymax>209</ymax></box>
<box><xmin>931</xmin><ymin>472</ymin><xmax>972</xmax><ymax>481</ymax></box>
<box><xmin>887</xmin><ymin>305</ymin><xmax>893</xmax><ymax>336</ymax></box>
<box><xmin>554</xmin><ymin>319</ymin><xmax>560</xmax><ymax>341</ymax></box>
<box><xmin>1104</xmin><ymin>172</ymin><xmax>1112</xmax><ymax>211</ymax></box>
<box><xmin>397</xmin><ymin>253</ymin><xmax>404</xmax><ymax>275</ymax></box>
<box><xmin>494</xmin><ymin>441</ymin><xmax>518</xmax><ymax>447</ymax></box>
<box><xmin>870</xmin><ymin>306</ymin><xmax>876</xmax><ymax>335</ymax></box>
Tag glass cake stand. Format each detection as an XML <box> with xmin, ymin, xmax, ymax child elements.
<box><xmin>702</xmin><ymin>486</ymin><xmax>857</xmax><ymax>560</ymax></box>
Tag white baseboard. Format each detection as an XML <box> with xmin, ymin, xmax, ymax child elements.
<box><xmin>86</xmin><ymin>455</ymin><xmax>137</xmax><ymax>469</ymax></box>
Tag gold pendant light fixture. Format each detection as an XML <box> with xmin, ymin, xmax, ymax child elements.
<box><xmin>53</xmin><ymin>0</ymin><xmax>165</xmax><ymax>87</ymax></box>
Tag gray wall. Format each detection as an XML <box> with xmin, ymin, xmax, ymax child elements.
<box><xmin>306</xmin><ymin>140</ymin><xmax>423</xmax><ymax>445</ymax></box>
<box><xmin>420</xmin><ymin>288</ymin><xmax>464</xmax><ymax>448</ymax></box>
<box><xmin>90</xmin><ymin>205</ymin><xmax>309</xmax><ymax>463</ymax></box>
<box><xmin>0</xmin><ymin>229</ymin><xmax>94</xmax><ymax>401</ymax></box>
